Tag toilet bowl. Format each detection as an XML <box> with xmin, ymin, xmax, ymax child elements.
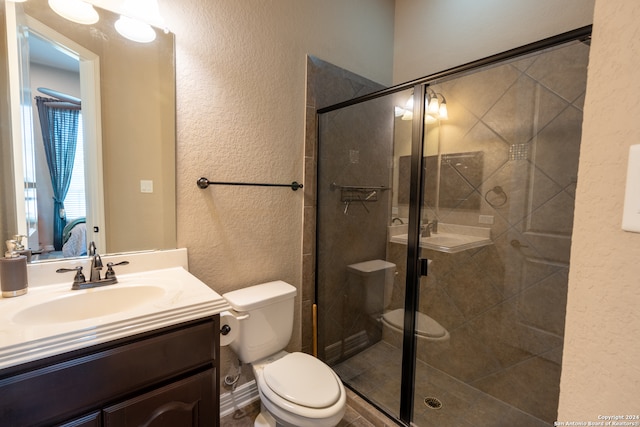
<box><xmin>252</xmin><ymin>351</ymin><xmax>346</xmax><ymax>427</ymax></box>
<box><xmin>381</xmin><ymin>308</ymin><xmax>450</xmax><ymax>354</ymax></box>
<box><xmin>222</xmin><ymin>281</ymin><xmax>346</xmax><ymax>427</ymax></box>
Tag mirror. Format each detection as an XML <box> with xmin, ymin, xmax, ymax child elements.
<box><xmin>1</xmin><ymin>0</ymin><xmax>176</xmax><ymax>261</ymax></box>
<box><xmin>397</xmin><ymin>152</ymin><xmax>484</xmax><ymax>209</ymax></box>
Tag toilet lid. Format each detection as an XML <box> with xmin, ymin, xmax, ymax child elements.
<box><xmin>263</xmin><ymin>352</ymin><xmax>341</xmax><ymax>408</ymax></box>
<box><xmin>383</xmin><ymin>309</ymin><xmax>447</xmax><ymax>338</ymax></box>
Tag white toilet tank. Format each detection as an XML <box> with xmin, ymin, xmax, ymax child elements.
<box><xmin>223</xmin><ymin>281</ymin><xmax>297</xmax><ymax>364</ymax></box>
<box><xmin>347</xmin><ymin>260</ymin><xmax>396</xmax><ymax>315</ymax></box>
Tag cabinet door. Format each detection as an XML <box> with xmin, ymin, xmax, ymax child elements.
<box><xmin>103</xmin><ymin>369</ymin><xmax>215</xmax><ymax>427</ymax></box>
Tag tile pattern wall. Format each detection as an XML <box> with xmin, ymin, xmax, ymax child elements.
<box><xmin>386</xmin><ymin>41</ymin><xmax>589</xmax><ymax>423</ymax></box>
<box><xmin>302</xmin><ymin>57</ymin><xmax>385</xmax><ymax>354</ymax></box>
<box><xmin>316</xmin><ymin>95</ymin><xmax>395</xmax><ymax>359</ymax></box>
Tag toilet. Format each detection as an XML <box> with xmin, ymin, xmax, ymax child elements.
<box><xmin>381</xmin><ymin>308</ymin><xmax>450</xmax><ymax>349</ymax></box>
<box><xmin>346</xmin><ymin>259</ymin><xmax>396</xmax><ymax>316</ymax></box>
<box><xmin>222</xmin><ymin>281</ymin><xmax>346</xmax><ymax>427</ymax></box>
<box><xmin>347</xmin><ymin>259</ymin><xmax>450</xmax><ymax>350</ymax></box>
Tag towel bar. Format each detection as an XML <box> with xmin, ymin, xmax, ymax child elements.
<box><xmin>197</xmin><ymin>177</ymin><xmax>303</xmax><ymax>191</ymax></box>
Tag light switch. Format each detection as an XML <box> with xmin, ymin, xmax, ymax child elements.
<box><xmin>479</xmin><ymin>215</ymin><xmax>494</xmax><ymax>225</ymax></box>
<box><xmin>140</xmin><ymin>179</ymin><xmax>154</xmax><ymax>193</ymax></box>
<box><xmin>622</xmin><ymin>145</ymin><xmax>640</xmax><ymax>232</ymax></box>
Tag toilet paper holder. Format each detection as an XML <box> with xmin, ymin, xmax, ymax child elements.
<box><xmin>219</xmin><ymin>311</ymin><xmax>248</xmax><ymax>346</ymax></box>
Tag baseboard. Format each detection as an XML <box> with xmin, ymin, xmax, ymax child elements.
<box><xmin>324</xmin><ymin>330</ymin><xmax>370</xmax><ymax>365</ymax></box>
<box><xmin>219</xmin><ymin>379</ymin><xmax>260</xmax><ymax>417</ymax></box>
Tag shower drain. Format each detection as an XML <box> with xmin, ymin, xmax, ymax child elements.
<box><xmin>424</xmin><ymin>397</ymin><xmax>443</xmax><ymax>410</ymax></box>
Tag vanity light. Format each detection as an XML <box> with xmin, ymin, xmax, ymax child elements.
<box><xmin>115</xmin><ymin>0</ymin><xmax>166</xmax><ymax>43</ymax></box>
<box><xmin>115</xmin><ymin>15</ymin><xmax>156</xmax><ymax>43</ymax></box>
<box><xmin>427</xmin><ymin>96</ymin><xmax>440</xmax><ymax>115</ymax></box>
<box><xmin>438</xmin><ymin>100</ymin><xmax>448</xmax><ymax>120</ymax></box>
<box><xmin>399</xmin><ymin>89</ymin><xmax>449</xmax><ymax>122</ymax></box>
<box><xmin>426</xmin><ymin>88</ymin><xmax>448</xmax><ymax>121</ymax></box>
<box><xmin>48</xmin><ymin>0</ymin><xmax>99</xmax><ymax>25</ymax></box>
<box><xmin>401</xmin><ymin>97</ymin><xmax>414</xmax><ymax>121</ymax></box>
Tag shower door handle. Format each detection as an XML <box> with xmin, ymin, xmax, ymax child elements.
<box><xmin>420</xmin><ymin>258</ymin><xmax>432</xmax><ymax>276</ymax></box>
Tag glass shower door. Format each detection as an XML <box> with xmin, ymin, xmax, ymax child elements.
<box><xmin>409</xmin><ymin>40</ymin><xmax>589</xmax><ymax>426</ymax></box>
<box><xmin>316</xmin><ymin>30</ymin><xmax>590</xmax><ymax>427</ymax></box>
<box><xmin>316</xmin><ymin>87</ymin><xmax>416</xmax><ymax>422</ymax></box>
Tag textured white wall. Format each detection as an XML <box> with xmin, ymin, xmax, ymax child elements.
<box><xmin>393</xmin><ymin>0</ymin><xmax>595</xmax><ymax>84</ymax></box>
<box><xmin>160</xmin><ymin>0</ymin><xmax>395</xmax><ymax>378</ymax></box>
<box><xmin>558</xmin><ymin>0</ymin><xmax>640</xmax><ymax>420</ymax></box>
<box><xmin>155</xmin><ymin>0</ymin><xmax>640</xmax><ymax>415</ymax></box>
<box><xmin>164</xmin><ymin>0</ymin><xmax>393</xmax><ymax>290</ymax></box>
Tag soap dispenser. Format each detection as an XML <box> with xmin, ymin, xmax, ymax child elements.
<box><xmin>11</xmin><ymin>234</ymin><xmax>32</xmax><ymax>262</ymax></box>
<box><xmin>0</xmin><ymin>239</ymin><xmax>29</xmax><ymax>297</ymax></box>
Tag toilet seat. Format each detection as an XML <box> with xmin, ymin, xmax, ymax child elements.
<box><xmin>382</xmin><ymin>308</ymin><xmax>448</xmax><ymax>340</ymax></box>
<box><xmin>263</xmin><ymin>352</ymin><xmax>341</xmax><ymax>408</ymax></box>
<box><xmin>253</xmin><ymin>352</ymin><xmax>346</xmax><ymax>426</ymax></box>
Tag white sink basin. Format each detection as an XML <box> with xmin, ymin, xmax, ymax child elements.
<box><xmin>0</xmin><ymin>255</ymin><xmax>230</xmax><ymax>371</ymax></box>
<box><xmin>388</xmin><ymin>223</ymin><xmax>492</xmax><ymax>253</ymax></box>
<box><xmin>12</xmin><ymin>285</ymin><xmax>166</xmax><ymax>325</ymax></box>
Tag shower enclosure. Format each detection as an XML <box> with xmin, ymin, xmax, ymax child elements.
<box><xmin>315</xmin><ymin>28</ymin><xmax>591</xmax><ymax>426</ymax></box>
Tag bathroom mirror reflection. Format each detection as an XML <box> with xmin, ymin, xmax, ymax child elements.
<box><xmin>0</xmin><ymin>0</ymin><xmax>176</xmax><ymax>261</ymax></box>
<box><xmin>397</xmin><ymin>151</ymin><xmax>484</xmax><ymax>210</ymax></box>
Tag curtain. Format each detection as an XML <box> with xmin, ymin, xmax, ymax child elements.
<box><xmin>35</xmin><ymin>96</ymin><xmax>80</xmax><ymax>251</ymax></box>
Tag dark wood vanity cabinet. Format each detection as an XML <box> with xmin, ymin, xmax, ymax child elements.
<box><xmin>0</xmin><ymin>316</ymin><xmax>220</xmax><ymax>427</ymax></box>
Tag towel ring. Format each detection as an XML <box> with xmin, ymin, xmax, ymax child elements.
<box><xmin>484</xmin><ymin>186</ymin><xmax>508</xmax><ymax>207</ymax></box>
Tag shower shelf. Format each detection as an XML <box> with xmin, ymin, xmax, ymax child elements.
<box><xmin>330</xmin><ymin>182</ymin><xmax>390</xmax><ymax>203</ymax></box>
<box><xmin>330</xmin><ymin>183</ymin><xmax>390</xmax><ymax>191</ymax></box>
<box><xmin>197</xmin><ymin>177</ymin><xmax>303</xmax><ymax>191</ymax></box>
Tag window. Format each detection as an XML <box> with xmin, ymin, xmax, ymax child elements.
<box><xmin>64</xmin><ymin>115</ymin><xmax>86</xmax><ymax>220</ymax></box>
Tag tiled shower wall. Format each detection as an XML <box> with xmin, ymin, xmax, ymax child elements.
<box><xmin>307</xmin><ymin>39</ymin><xmax>588</xmax><ymax>424</ymax></box>
<box><xmin>387</xmin><ymin>41</ymin><xmax>590</xmax><ymax>423</ymax></box>
<box><xmin>302</xmin><ymin>56</ymin><xmax>384</xmax><ymax>355</ymax></box>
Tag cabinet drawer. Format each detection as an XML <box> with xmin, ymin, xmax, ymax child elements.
<box><xmin>103</xmin><ymin>369</ymin><xmax>215</xmax><ymax>426</ymax></box>
<box><xmin>58</xmin><ymin>411</ymin><xmax>101</xmax><ymax>427</ymax></box>
<box><xmin>0</xmin><ymin>319</ymin><xmax>216</xmax><ymax>426</ymax></box>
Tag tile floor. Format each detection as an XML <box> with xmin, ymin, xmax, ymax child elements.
<box><xmin>334</xmin><ymin>341</ymin><xmax>550</xmax><ymax>427</ymax></box>
<box><xmin>219</xmin><ymin>387</ymin><xmax>395</xmax><ymax>426</ymax></box>
<box><xmin>220</xmin><ymin>341</ymin><xmax>551</xmax><ymax>426</ymax></box>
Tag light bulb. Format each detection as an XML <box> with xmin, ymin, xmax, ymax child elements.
<box><xmin>428</xmin><ymin>97</ymin><xmax>440</xmax><ymax>115</ymax></box>
<box><xmin>120</xmin><ymin>0</ymin><xmax>166</xmax><ymax>31</ymax></box>
<box><xmin>115</xmin><ymin>15</ymin><xmax>157</xmax><ymax>43</ymax></box>
<box><xmin>438</xmin><ymin>102</ymin><xmax>448</xmax><ymax>120</ymax></box>
<box><xmin>401</xmin><ymin>96</ymin><xmax>414</xmax><ymax>120</ymax></box>
<box><xmin>48</xmin><ymin>0</ymin><xmax>99</xmax><ymax>25</ymax></box>
<box><xmin>425</xmin><ymin>114</ymin><xmax>437</xmax><ymax>124</ymax></box>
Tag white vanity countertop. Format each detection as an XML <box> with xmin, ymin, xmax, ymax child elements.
<box><xmin>0</xmin><ymin>249</ymin><xmax>230</xmax><ymax>370</ymax></box>
<box><xmin>388</xmin><ymin>223</ymin><xmax>493</xmax><ymax>253</ymax></box>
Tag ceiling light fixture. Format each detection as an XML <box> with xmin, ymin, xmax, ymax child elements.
<box><xmin>48</xmin><ymin>0</ymin><xmax>99</xmax><ymax>25</ymax></box>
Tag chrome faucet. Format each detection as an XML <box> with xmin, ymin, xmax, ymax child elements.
<box><xmin>88</xmin><ymin>241</ymin><xmax>103</xmax><ymax>282</ymax></box>
<box><xmin>421</xmin><ymin>219</ymin><xmax>438</xmax><ymax>237</ymax></box>
<box><xmin>56</xmin><ymin>242</ymin><xmax>129</xmax><ymax>290</ymax></box>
